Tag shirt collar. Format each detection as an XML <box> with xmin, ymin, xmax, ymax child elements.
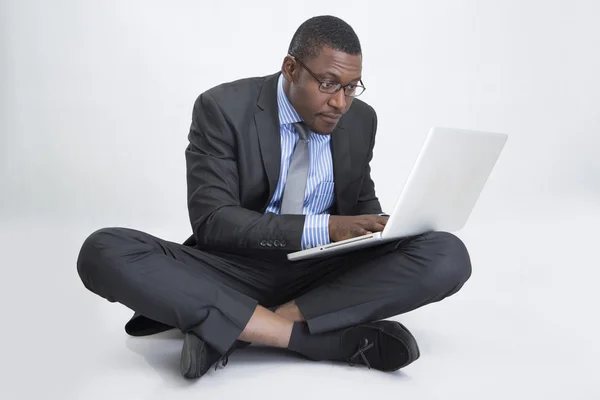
<box><xmin>277</xmin><ymin>73</ymin><xmax>302</xmax><ymax>126</ymax></box>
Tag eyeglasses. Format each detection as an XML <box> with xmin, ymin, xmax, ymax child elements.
<box><xmin>288</xmin><ymin>54</ymin><xmax>366</xmax><ymax>97</ymax></box>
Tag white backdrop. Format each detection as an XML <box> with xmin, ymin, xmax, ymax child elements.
<box><xmin>2</xmin><ymin>0</ymin><xmax>599</xmax><ymax>229</ymax></box>
<box><xmin>1</xmin><ymin>1</ymin><xmax>599</xmax><ymax>399</ymax></box>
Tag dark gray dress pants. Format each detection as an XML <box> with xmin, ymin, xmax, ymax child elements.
<box><xmin>76</xmin><ymin>227</ymin><xmax>471</xmax><ymax>354</ymax></box>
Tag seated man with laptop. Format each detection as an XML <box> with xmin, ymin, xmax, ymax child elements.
<box><xmin>76</xmin><ymin>16</ymin><xmax>505</xmax><ymax>381</ymax></box>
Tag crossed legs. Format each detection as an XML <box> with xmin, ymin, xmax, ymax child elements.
<box><xmin>77</xmin><ymin>228</ymin><xmax>471</xmax><ymax>373</ymax></box>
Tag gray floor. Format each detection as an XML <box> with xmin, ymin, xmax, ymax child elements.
<box><xmin>2</xmin><ymin>194</ymin><xmax>598</xmax><ymax>400</ymax></box>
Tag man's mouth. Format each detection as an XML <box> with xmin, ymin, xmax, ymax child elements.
<box><xmin>319</xmin><ymin>113</ymin><xmax>341</xmax><ymax>123</ymax></box>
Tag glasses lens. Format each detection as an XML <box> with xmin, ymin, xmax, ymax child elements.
<box><xmin>346</xmin><ymin>86</ymin><xmax>365</xmax><ymax>97</ymax></box>
<box><xmin>319</xmin><ymin>83</ymin><xmax>365</xmax><ymax>97</ymax></box>
<box><xmin>319</xmin><ymin>82</ymin><xmax>342</xmax><ymax>94</ymax></box>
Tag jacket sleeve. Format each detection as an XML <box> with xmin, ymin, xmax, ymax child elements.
<box><xmin>185</xmin><ymin>92</ymin><xmax>306</xmax><ymax>253</ymax></box>
<box><xmin>354</xmin><ymin>108</ymin><xmax>383</xmax><ymax>215</ymax></box>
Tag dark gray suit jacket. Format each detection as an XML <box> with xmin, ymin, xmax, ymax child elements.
<box><xmin>182</xmin><ymin>71</ymin><xmax>383</xmax><ymax>254</ymax></box>
<box><xmin>125</xmin><ymin>71</ymin><xmax>382</xmax><ymax>336</ymax></box>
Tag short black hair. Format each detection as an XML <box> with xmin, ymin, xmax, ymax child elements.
<box><xmin>287</xmin><ymin>15</ymin><xmax>362</xmax><ymax>61</ymax></box>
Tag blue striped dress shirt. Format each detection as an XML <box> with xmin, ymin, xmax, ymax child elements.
<box><xmin>264</xmin><ymin>74</ymin><xmax>334</xmax><ymax>249</ymax></box>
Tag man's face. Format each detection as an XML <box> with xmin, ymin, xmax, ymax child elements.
<box><xmin>282</xmin><ymin>46</ymin><xmax>363</xmax><ymax>134</ymax></box>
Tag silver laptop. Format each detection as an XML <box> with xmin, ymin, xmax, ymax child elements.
<box><xmin>287</xmin><ymin>126</ymin><xmax>508</xmax><ymax>261</ymax></box>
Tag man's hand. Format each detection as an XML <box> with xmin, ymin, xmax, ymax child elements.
<box><xmin>328</xmin><ymin>215</ymin><xmax>389</xmax><ymax>242</ymax></box>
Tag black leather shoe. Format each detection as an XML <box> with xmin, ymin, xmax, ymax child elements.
<box><xmin>180</xmin><ymin>333</ymin><xmax>248</xmax><ymax>379</ymax></box>
<box><xmin>341</xmin><ymin>320</ymin><xmax>420</xmax><ymax>372</ymax></box>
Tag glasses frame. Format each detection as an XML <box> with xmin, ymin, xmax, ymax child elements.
<box><xmin>288</xmin><ymin>54</ymin><xmax>366</xmax><ymax>97</ymax></box>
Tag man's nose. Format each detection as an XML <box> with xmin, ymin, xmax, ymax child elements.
<box><xmin>328</xmin><ymin>89</ymin><xmax>347</xmax><ymax>110</ymax></box>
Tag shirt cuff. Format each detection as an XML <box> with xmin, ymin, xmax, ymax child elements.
<box><xmin>301</xmin><ymin>214</ymin><xmax>331</xmax><ymax>250</ymax></box>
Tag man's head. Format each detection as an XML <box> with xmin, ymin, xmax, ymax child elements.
<box><xmin>281</xmin><ymin>15</ymin><xmax>365</xmax><ymax>134</ymax></box>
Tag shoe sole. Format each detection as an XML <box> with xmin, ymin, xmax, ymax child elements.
<box><xmin>181</xmin><ymin>332</ymin><xmax>204</xmax><ymax>379</ymax></box>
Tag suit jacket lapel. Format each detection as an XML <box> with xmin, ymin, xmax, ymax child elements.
<box><xmin>255</xmin><ymin>73</ymin><xmax>282</xmax><ymax>204</ymax></box>
<box><xmin>331</xmin><ymin>122</ymin><xmax>350</xmax><ymax>215</ymax></box>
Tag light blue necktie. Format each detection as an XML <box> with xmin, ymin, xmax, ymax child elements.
<box><xmin>280</xmin><ymin>122</ymin><xmax>311</xmax><ymax>214</ymax></box>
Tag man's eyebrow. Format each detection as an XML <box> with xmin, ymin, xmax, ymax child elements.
<box><xmin>320</xmin><ymin>71</ymin><xmax>362</xmax><ymax>82</ymax></box>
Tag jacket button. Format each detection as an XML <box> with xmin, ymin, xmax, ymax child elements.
<box><xmin>260</xmin><ymin>240</ymin><xmax>267</xmax><ymax>247</ymax></box>
<box><xmin>273</xmin><ymin>240</ymin><xmax>280</xmax><ymax>247</ymax></box>
<box><xmin>280</xmin><ymin>240</ymin><xmax>287</xmax><ymax>247</ymax></box>
<box><xmin>266</xmin><ymin>240</ymin><xmax>273</xmax><ymax>247</ymax></box>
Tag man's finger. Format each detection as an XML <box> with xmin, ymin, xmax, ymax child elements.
<box><xmin>352</xmin><ymin>227</ymin><xmax>372</xmax><ymax>238</ymax></box>
<box><xmin>365</xmin><ymin>220</ymin><xmax>386</xmax><ymax>232</ymax></box>
<box><xmin>377</xmin><ymin>216</ymin><xmax>389</xmax><ymax>225</ymax></box>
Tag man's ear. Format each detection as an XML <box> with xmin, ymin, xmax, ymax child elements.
<box><xmin>281</xmin><ymin>55</ymin><xmax>297</xmax><ymax>82</ymax></box>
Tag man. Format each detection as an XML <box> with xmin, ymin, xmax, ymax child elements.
<box><xmin>76</xmin><ymin>15</ymin><xmax>471</xmax><ymax>380</ymax></box>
